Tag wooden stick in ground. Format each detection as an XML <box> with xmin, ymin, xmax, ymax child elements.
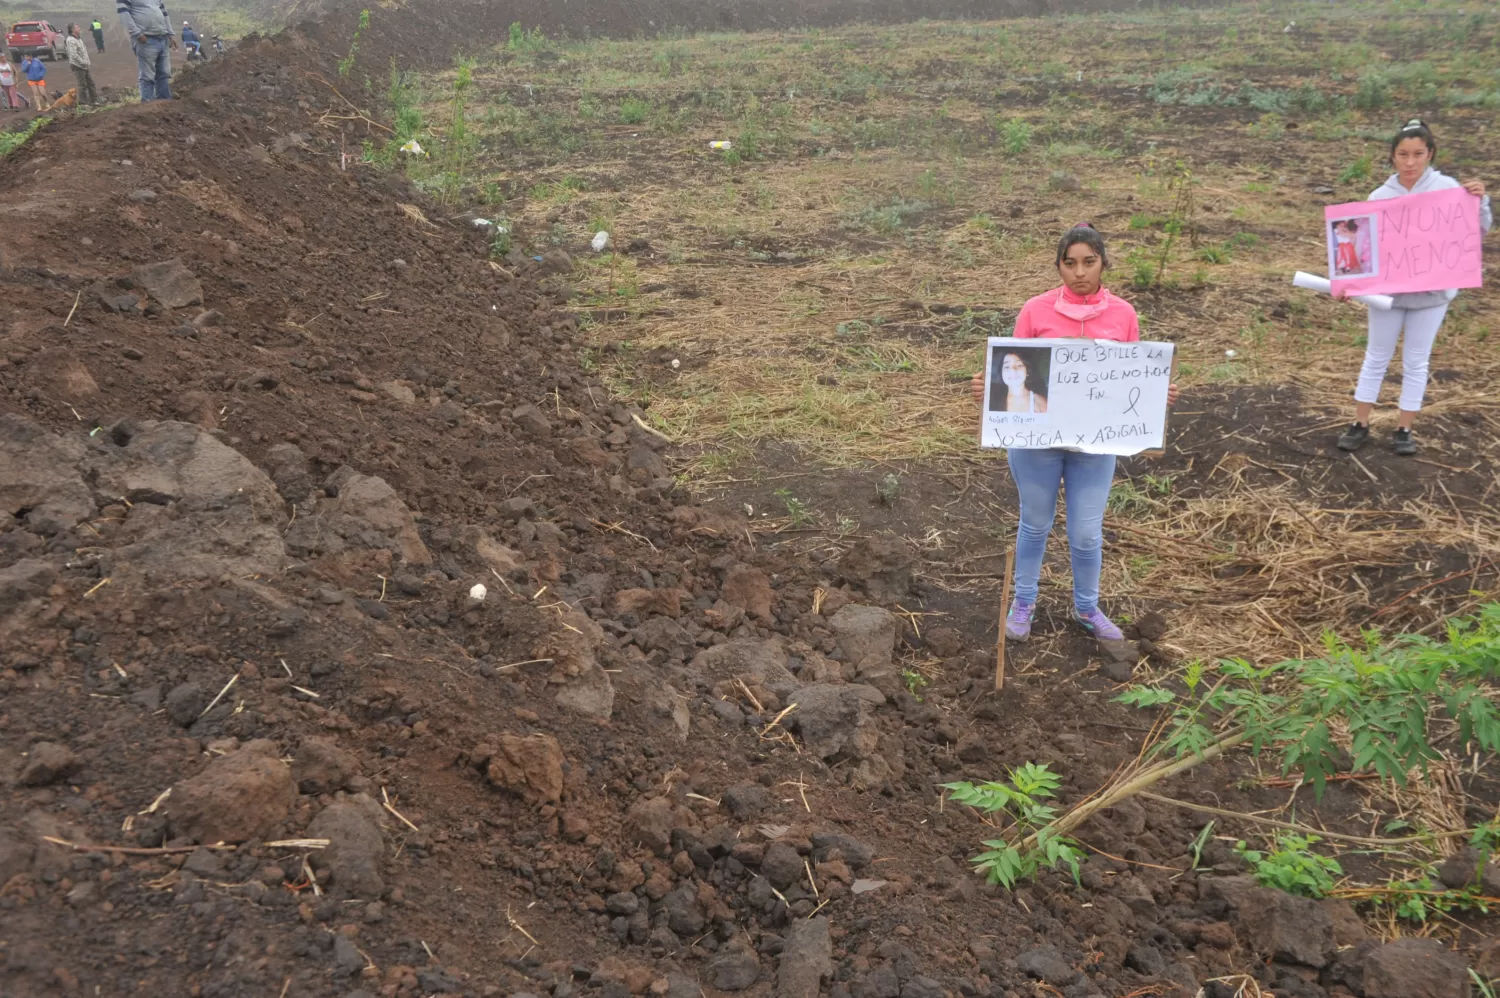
<box><xmin>995</xmin><ymin>548</ymin><xmax>1013</xmax><ymax>691</ymax></box>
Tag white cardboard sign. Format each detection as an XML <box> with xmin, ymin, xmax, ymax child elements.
<box><xmin>980</xmin><ymin>337</ymin><xmax>1175</xmax><ymax>455</ymax></box>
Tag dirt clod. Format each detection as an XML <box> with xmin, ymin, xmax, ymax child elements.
<box><xmin>1235</xmin><ymin>887</ymin><xmax>1335</xmax><ymax>968</ymax></box>
<box><xmin>483</xmin><ymin>733</ymin><xmax>566</xmax><ymax>804</ymax></box>
<box><xmin>836</xmin><ymin>536</ymin><xmax>914</xmax><ymax>602</ymax></box>
<box><xmin>19</xmin><ymin>742</ymin><xmax>78</xmax><ymax>787</ymax></box>
<box><xmin>166</xmin><ymin>740</ymin><xmax>296</xmax><ymax>844</ymax></box>
<box><xmin>308</xmin><ymin>794</ymin><xmax>387</xmax><ymax>900</ymax></box>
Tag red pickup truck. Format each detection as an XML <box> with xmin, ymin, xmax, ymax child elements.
<box><xmin>5</xmin><ymin>20</ymin><xmax>65</xmax><ymax>60</ymax></box>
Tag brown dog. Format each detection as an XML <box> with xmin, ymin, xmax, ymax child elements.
<box><xmin>49</xmin><ymin>88</ymin><xmax>78</xmax><ymax>112</ymax></box>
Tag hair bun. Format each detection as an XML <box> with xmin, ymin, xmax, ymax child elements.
<box><xmin>1073</xmin><ymin>221</ymin><xmax>1095</xmax><ymax>230</ymax></box>
<box><xmin>1403</xmin><ymin>118</ymin><xmax>1426</xmax><ymax>130</ymax></box>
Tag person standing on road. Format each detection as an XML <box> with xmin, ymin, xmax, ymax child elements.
<box><xmin>1336</xmin><ymin>119</ymin><xmax>1491</xmax><ymax>457</ymax></box>
<box><xmin>0</xmin><ymin>53</ymin><xmax>21</xmax><ymax>111</ymax></box>
<box><xmin>117</xmin><ymin>0</ymin><xmax>177</xmax><ymax>101</ymax></box>
<box><xmin>0</xmin><ymin>52</ymin><xmax>20</xmax><ymax>111</ymax></box>
<box><xmin>91</xmin><ymin>17</ymin><xmax>106</xmax><ymax>53</ymax></box>
<box><xmin>21</xmin><ymin>54</ymin><xmax>48</xmax><ymax>111</ymax></box>
<box><xmin>970</xmin><ymin>223</ymin><xmax>1178</xmax><ymax>646</ymax></box>
<box><xmin>65</xmin><ymin>25</ymin><xmax>99</xmax><ymax>106</ymax></box>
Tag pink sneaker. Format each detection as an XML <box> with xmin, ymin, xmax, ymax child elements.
<box><xmin>1073</xmin><ymin>607</ymin><xmax>1124</xmax><ymax>642</ymax></box>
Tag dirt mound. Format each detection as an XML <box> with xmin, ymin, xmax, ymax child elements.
<box><xmin>266</xmin><ymin>0</ymin><xmax>1231</xmax><ymax>63</ymax></box>
<box><xmin>0</xmin><ymin>5</ymin><xmax>1489</xmax><ymax>998</ymax></box>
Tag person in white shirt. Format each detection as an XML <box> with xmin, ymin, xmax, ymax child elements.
<box><xmin>0</xmin><ymin>55</ymin><xmax>21</xmax><ymax>111</ymax></box>
<box><xmin>1335</xmin><ymin>120</ymin><xmax>1491</xmax><ymax>457</ymax></box>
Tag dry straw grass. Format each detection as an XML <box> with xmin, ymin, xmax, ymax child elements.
<box><xmin>1101</xmin><ymin>472</ymin><xmax>1495</xmax><ymax>661</ymax></box>
<box><xmin>420</xmin><ymin>2</ymin><xmax>1500</xmax><ymax>663</ymax></box>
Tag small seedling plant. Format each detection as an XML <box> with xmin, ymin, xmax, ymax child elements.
<box><xmin>1234</xmin><ymin>833</ymin><xmax>1342</xmax><ymax>898</ymax></box>
<box><xmin>337</xmin><ymin>8</ymin><xmax>369</xmax><ymax>78</ymax></box>
<box><xmin>944</xmin><ymin>607</ymin><xmax>1500</xmax><ymax>891</ymax></box>
<box><xmin>773</xmin><ymin>488</ymin><xmax>810</xmax><ymax>526</ymax></box>
<box><xmin>942</xmin><ymin>763</ymin><xmax>1084</xmax><ymax>889</ymax></box>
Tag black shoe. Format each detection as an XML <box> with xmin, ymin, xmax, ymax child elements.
<box><xmin>1337</xmin><ymin>422</ymin><xmax>1369</xmax><ymax>451</ymax></box>
<box><xmin>1393</xmin><ymin>427</ymin><xmax>1417</xmax><ymax>456</ymax></box>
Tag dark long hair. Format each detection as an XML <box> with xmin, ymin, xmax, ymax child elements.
<box><xmin>992</xmin><ymin>347</ymin><xmax>1051</xmax><ymax>404</ymax></box>
<box><xmin>1055</xmin><ymin>221</ymin><xmax>1109</xmax><ymax>269</ymax></box>
<box><xmin>1390</xmin><ymin>118</ymin><xmax>1436</xmax><ymax>163</ymax></box>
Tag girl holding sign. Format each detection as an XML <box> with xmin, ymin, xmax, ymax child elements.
<box><xmin>970</xmin><ymin>224</ymin><xmax>1178</xmax><ymax>644</ymax></box>
<box><xmin>1336</xmin><ymin>119</ymin><xmax>1491</xmax><ymax>456</ymax></box>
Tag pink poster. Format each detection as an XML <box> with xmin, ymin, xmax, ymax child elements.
<box><xmin>1324</xmin><ymin>187</ymin><xmax>1484</xmax><ymax>295</ymax></box>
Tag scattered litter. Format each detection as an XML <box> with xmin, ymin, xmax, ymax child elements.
<box><xmin>670</xmin><ymin>358</ymin><xmax>681</xmax><ymax>370</ymax></box>
<box><xmin>851</xmin><ymin>879</ymin><xmax>889</xmax><ymax>895</ymax></box>
<box><xmin>469</xmin><ymin>583</ymin><xmax>488</xmax><ymax>601</ymax></box>
<box><xmin>1224</xmin><ymin>349</ymin><xmax>1238</xmax><ymax>359</ymax></box>
<box><xmin>591</xmin><ymin>231</ymin><xmax>611</xmax><ymax>253</ymax></box>
<box><xmin>710</xmin><ymin>140</ymin><xmax>732</xmax><ymax>150</ymax></box>
<box><xmin>399</xmin><ymin>139</ymin><xmax>426</xmax><ymax>156</ymax></box>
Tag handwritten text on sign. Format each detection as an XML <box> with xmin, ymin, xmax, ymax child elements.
<box><xmin>980</xmin><ymin>337</ymin><xmax>1175</xmax><ymax>455</ymax></box>
<box><xmin>1325</xmin><ymin>187</ymin><xmax>1483</xmax><ymax>296</ymax></box>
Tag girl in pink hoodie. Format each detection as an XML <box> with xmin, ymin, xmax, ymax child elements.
<box><xmin>971</xmin><ymin>224</ymin><xmax>1178</xmax><ymax>648</ymax></box>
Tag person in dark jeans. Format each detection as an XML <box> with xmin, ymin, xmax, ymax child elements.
<box><xmin>116</xmin><ymin>0</ymin><xmax>177</xmax><ymax>100</ymax></box>
<box><xmin>90</xmin><ymin>17</ymin><xmax>106</xmax><ymax>53</ymax></box>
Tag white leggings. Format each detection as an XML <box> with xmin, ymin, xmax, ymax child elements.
<box><xmin>1354</xmin><ymin>302</ymin><xmax>1449</xmax><ymax>413</ymax></box>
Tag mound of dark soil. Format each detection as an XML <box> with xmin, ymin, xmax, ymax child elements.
<box><xmin>0</xmin><ymin>6</ymin><xmax>1490</xmax><ymax>998</ymax></box>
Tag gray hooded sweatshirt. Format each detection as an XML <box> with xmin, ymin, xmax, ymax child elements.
<box><xmin>1368</xmin><ymin>167</ymin><xmax>1493</xmax><ymax>310</ymax></box>
<box><xmin>118</xmin><ymin>0</ymin><xmax>172</xmax><ymax>40</ymax></box>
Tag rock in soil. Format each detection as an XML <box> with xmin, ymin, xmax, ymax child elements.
<box><xmin>130</xmin><ymin>258</ymin><xmax>204</xmax><ymax>308</ymax></box>
<box><xmin>307</xmin><ymin>794</ymin><xmax>387</xmax><ymax>900</ymax></box>
<box><xmin>777</xmin><ymin>916</ymin><xmax>833</xmax><ymax>998</ymax></box>
<box><xmin>828</xmin><ymin>605</ymin><xmax>899</xmax><ymax>690</ymax></box>
<box><xmin>292</xmin><ymin>736</ymin><xmax>360</xmax><ymax>795</ymax></box>
<box><xmin>1437</xmin><ymin>845</ymin><xmax>1500</xmax><ymax>895</ymax></box>
<box><xmin>1016</xmin><ymin>945</ymin><xmax>1077</xmax><ymax>985</ymax></box>
<box><xmin>624</xmin><ymin>796</ymin><xmax>698</xmax><ymax>856</ymax></box>
<box><xmin>708</xmin><ymin>948</ymin><xmax>761</xmax><ymax>991</ymax></box>
<box><xmin>18</xmin><ymin>742</ymin><xmax>79</xmax><ymax>787</ymax></box>
<box><xmin>483</xmin><ymin>733</ymin><xmax>566</xmax><ymax>804</ymax></box>
<box><xmin>761</xmin><ymin>841</ymin><xmax>804</xmax><ymax>889</ymax></box>
<box><xmin>165</xmin><ymin>740</ymin><xmax>296</xmax><ymax>844</ymax></box>
<box><xmin>836</xmin><ymin>535</ymin><xmax>915</xmax><ymax>601</ymax></box>
<box><xmin>1354</xmin><ymin>937</ymin><xmax>1471</xmax><ymax>998</ymax></box>
<box><xmin>720</xmin><ymin>563</ymin><xmax>774</xmax><ymax>621</ymax></box>
<box><xmin>1234</xmin><ymin>887</ymin><xmax>1335</xmax><ymax>968</ymax></box>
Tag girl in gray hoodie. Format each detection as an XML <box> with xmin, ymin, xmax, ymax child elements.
<box><xmin>1336</xmin><ymin>119</ymin><xmax>1491</xmax><ymax>456</ymax></box>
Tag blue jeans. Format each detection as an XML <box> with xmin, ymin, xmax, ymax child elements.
<box><xmin>133</xmin><ymin>36</ymin><xmax>172</xmax><ymax>100</ymax></box>
<box><xmin>1007</xmin><ymin>448</ymin><xmax>1117</xmax><ymax>613</ymax></box>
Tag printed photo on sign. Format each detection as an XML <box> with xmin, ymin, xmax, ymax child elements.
<box><xmin>987</xmin><ymin>345</ymin><xmax>1051</xmax><ymax>425</ymax></box>
<box><xmin>1326</xmin><ymin>214</ymin><xmax>1378</xmax><ymax>278</ymax></box>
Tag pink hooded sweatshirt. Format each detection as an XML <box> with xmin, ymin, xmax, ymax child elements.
<box><xmin>1012</xmin><ymin>286</ymin><xmax>1139</xmax><ymax>342</ymax></box>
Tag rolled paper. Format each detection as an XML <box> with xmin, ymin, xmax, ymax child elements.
<box><xmin>1292</xmin><ymin>271</ymin><xmax>1394</xmax><ymax>310</ymax></box>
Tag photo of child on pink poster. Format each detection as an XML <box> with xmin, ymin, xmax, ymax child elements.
<box><xmin>1327</xmin><ymin>214</ymin><xmax>1377</xmax><ymax>278</ymax></box>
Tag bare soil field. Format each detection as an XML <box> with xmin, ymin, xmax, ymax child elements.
<box><xmin>2</xmin><ymin>2</ymin><xmax>1500</xmax><ymax>998</ymax></box>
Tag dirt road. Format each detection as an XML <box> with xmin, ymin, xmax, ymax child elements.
<box><xmin>3</xmin><ymin>8</ymin><xmax>231</xmax><ymax>113</ymax></box>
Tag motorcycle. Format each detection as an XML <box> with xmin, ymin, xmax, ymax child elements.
<box><xmin>184</xmin><ymin>40</ymin><xmax>204</xmax><ymax>61</ymax></box>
